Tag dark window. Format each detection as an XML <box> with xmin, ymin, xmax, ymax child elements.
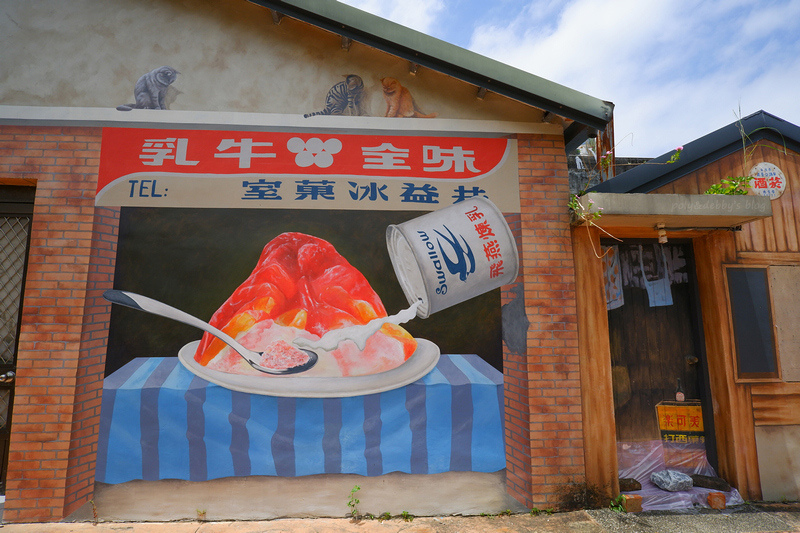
<box><xmin>727</xmin><ymin>267</ymin><xmax>778</xmax><ymax>378</ymax></box>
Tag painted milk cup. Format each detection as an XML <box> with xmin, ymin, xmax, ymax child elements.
<box><xmin>386</xmin><ymin>196</ymin><xmax>519</xmax><ymax>318</ymax></box>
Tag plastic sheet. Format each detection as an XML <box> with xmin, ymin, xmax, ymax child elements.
<box><xmin>618</xmin><ymin>441</ymin><xmax>745</xmax><ymax>511</ymax></box>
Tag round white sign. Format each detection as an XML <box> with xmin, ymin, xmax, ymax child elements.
<box><xmin>749</xmin><ymin>162</ymin><xmax>786</xmax><ymax>199</ymax></box>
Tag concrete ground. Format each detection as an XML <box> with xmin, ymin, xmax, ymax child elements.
<box><xmin>2</xmin><ymin>503</ymin><xmax>800</xmax><ymax>532</ymax></box>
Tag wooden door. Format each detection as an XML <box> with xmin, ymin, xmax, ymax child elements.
<box><xmin>606</xmin><ymin>241</ymin><xmax>711</xmax><ymax>446</ymax></box>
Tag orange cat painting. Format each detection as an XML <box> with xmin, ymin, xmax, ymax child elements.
<box><xmin>380</xmin><ymin>77</ymin><xmax>438</xmax><ymax>118</ymax></box>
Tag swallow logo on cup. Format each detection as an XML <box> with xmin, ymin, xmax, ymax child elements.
<box><xmin>434</xmin><ymin>226</ymin><xmax>475</xmax><ymax>282</ymax></box>
<box><xmin>386</xmin><ymin>196</ymin><xmax>519</xmax><ymax>319</ymax></box>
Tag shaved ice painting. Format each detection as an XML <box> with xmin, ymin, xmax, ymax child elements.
<box><xmin>192</xmin><ymin>232</ymin><xmax>418</xmax><ymax>379</ymax></box>
<box><xmin>97</xmin><ymin>207</ymin><xmax>509</xmax><ymax>483</ymax></box>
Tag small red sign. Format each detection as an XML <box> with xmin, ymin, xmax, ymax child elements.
<box><xmin>749</xmin><ymin>162</ymin><xmax>786</xmax><ymax>199</ymax></box>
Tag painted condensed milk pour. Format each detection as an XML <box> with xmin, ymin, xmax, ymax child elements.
<box><xmin>386</xmin><ymin>196</ymin><xmax>519</xmax><ymax>318</ymax></box>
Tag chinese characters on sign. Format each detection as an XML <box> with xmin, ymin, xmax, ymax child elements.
<box><xmin>464</xmin><ymin>205</ymin><xmax>504</xmax><ymax>280</ymax></box>
<box><xmin>96</xmin><ymin>128</ymin><xmax>519</xmax><ymax>211</ymax></box>
<box><xmin>657</xmin><ymin>401</ymin><xmax>704</xmax><ymax>435</ymax></box>
<box><xmin>749</xmin><ymin>162</ymin><xmax>786</xmax><ymax>199</ymax></box>
<box><xmin>139</xmin><ymin>136</ymin><xmax>478</xmax><ymax>174</ymax></box>
<box><xmin>656</xmin><ymin>401</ymin><xmax>706</xmax><ymax>468</ymax></box>
<box><xmin>140</xmin><ymin>138</ymin><xmax>199</xmax><ymax>166</ymax></box>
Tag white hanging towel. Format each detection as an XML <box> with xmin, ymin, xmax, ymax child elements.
<box><xmin>602</xmin><ymin>245</ymin><xmax>624</xmax><ymax>310</ymax></box>
<box><xmin>639</xmin><ymin>244</ymin><xmax>673</xmax><ymax>307</ymax></box>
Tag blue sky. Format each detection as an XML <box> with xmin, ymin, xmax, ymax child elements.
<box><xmin>341</xmin><ymin>0</ymin><xmax>800</xmax><ymax>157</ymax></box>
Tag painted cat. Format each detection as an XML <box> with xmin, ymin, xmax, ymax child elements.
<box><xmin>116</xmin><ymin>66</ymin><xmax>179</xmax><ymax>111</ymax></box>
<box><xmin>304</xmin><ymin>74</ymin><xmax>368</xmax><ymax>118</ymax></box>
<box><xmin>380</xmin><ymin>77</ymin><xmax>437</xmax><ymax>118</ymax></box>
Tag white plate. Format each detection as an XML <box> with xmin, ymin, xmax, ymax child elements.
<box><xmin>177</xmin><ymin>339</ymin><xmax>440</xmax><ymax>398</ymax></box>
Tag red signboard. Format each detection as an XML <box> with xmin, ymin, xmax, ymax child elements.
<box><xmin>98</xmin><ymin>128</ymin><xmax>512</xmax><ymax>193</ymax></box>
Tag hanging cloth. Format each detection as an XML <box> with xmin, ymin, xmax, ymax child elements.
<box><xmin>639</xmin><ymin>244</ymin><xmax>673</xmax><ymax>307</ymax></box>
<box><xmin>602</xmin><ymin>245</ymin><xmax>624</xmax><ymax>310</ymax></box>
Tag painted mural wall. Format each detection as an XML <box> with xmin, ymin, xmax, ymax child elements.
<box><xmin>41</xmin><ymin>0</ymin><xmax>531</xmax><ymax>484</ymax></box>
<box><xmin>0</xmin><ymin>0</ymin><xmax>545</xmax><ymax>124</ymax></box>
<box><xmin>94</xmin><ymin>125</ymin><xmax>520</xmax><ymax>485</ymax></box>
<box><xmin>0</xmin><ymin>0</ymin><xmax>562</xmax><ymax>516</ymax></box>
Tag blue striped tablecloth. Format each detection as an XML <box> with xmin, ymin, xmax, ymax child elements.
<box><xmin>95</xmin><ymin>354</ymin><xmax>505</xmax><ymax>483</ymax></box>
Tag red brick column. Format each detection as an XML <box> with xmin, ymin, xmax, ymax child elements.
<box><xmin>63</xmin><ymin>206</ymin><xmax>119</xmax><ymax>515</ymax></box>
<box><xmin>504</xmin><ymin>134</ymin><xmax>584</xmax><ymax>508</ymax></box>
<box><xmin>0</xmin><ymin>125</ymin><xmax>115</xmax><ymax>522</ymax></box>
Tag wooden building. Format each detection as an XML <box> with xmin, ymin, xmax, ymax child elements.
<box><xmin>585</xmin><ymin>110</ymin><xmax>800</xmax><ymax>501</ymax></box>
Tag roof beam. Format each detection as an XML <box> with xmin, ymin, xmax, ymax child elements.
<box><xmin>564</xmin><ymin>122</ymin><xmax>594</xmax><ymax>153</ymax></box>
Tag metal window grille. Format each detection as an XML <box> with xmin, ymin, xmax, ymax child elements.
<box><xmin>0</xmin><ymin>216</ymin><xmax>30</xmax><ymax>368</ymax></box>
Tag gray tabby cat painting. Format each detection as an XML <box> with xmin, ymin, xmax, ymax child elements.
<box><xmin>304</xmin><ymin>74</ymin><xmax>368</xmax><ymax>118</ymax></box>
<box><xmin>117</xmin><ymin>66</ymin><xmax>179</xmax><ymax>111</ymax></box>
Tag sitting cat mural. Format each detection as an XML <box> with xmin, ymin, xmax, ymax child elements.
<box><xmin>380</xmin><ymin>77</ymin><xmax>437</xmax><ymax>118</ymax></box>
<box><xmin>304</xmin><ymin>74</ymin><xmax>368</xmax><ymax>118</ymax></box>
<box><xmin>117</xmin><ymin>66</ymin><xmax>179</xmax><ymax>111</ymax></box>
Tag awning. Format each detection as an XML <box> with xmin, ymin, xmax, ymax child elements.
<box><xmin>571</xmin><ymin>192</ymin><xmax>772</xmax><ymax>239</ymax></box>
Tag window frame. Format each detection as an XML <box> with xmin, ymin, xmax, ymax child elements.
<box><xmin>724</xmin><ymin>264</ymin><xmax>781</xmax><ymax>383</ymax></box>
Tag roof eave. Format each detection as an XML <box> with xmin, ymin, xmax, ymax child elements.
<box><xmin>248</xmin><ymin>0</ymin><xmax>613</xmax><ymax>130</ymax></box>
<box><xmin>590</xmin><ymin>111</ymin><xmax>800</xmax><ymax>194</ymax></box>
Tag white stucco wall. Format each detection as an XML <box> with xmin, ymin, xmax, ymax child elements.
<box><xmin>0</xmin><ymin>0</ymin><xmax>545</xmax><ymax>123</ymax></box>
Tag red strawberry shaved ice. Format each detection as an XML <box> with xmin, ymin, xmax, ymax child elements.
<box><xmin>195</xmin><ymin>233</ymin><xmax>417</xmax><ymax>378</ymax></box>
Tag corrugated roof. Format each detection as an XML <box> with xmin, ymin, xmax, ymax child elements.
<box><xmin>590</xmin><ymin>110</ymin><xmax>800</xmax><ymax>194</ymax></box>
<box><xmin>247</xmin><ymin>0</ymin><xmax>613</xmax><ymax>131</ymax></box>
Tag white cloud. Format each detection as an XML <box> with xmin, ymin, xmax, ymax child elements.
<box><xmin>337</xmin><ymin>0</ymin><xmax>445</xmax><ymax>35</ymax></box>
<box><xmin>337</xmin><ymin>0</ymin><xmax>800</xmax><ymax>157</ymax></box>
<box><xmin>466</xmin><ymin>0</ymin><xmax>800</xmax><ymax>156</ymax></box>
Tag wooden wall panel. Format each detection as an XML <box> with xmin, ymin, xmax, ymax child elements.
<box><xmin>671</xmin><ymin>172</ymin><xmax>698</xmax><ymax>194</ymax></box>
<box><xmin>777</xmin><ymin>146</ymin><xmax>800</xmax><ymax>251</ymax></box>
<box><xmin>654</xmin><ymin>142</ymin><xmax>800</xmax><ymax>254</ymax></box>
<box><xmin>658</xmin><ymin>181</ymin><xmax>676</xmax><ymax>194</ymax></box>
<box><xmin>768</xmin><ymin>266</ymin><xmax>800</xmax><ymax>381</ymax></box>
<box><xmin>693</xmin><ymin>230</ymin><xmax>762</xmax><ymax>499</ymax></box>
<box><xmin>754</xmin><ymin>425</ymin><xmax>800</xmax><ymax>502</ymax></box>
<box><xmin>752</xmin><ymin>393</ymin><xmax>800</xmax><ymax>426</ymax></box>
<box><xmin>571</xmin><ymin>226</ymin><xmax>619</xmax><ymax>497</ymax></box>
<box><xmin>752</xmin><ymin>382</ymin><xmax>800</xmax><ymax>425</ymax></box>
<box><xmin>751</xmin><ymin>382</ymin><xmax>800</xmax><ymax>396</ymax></box>
<box><xmin>645</xmin><ymin>142</ymin><xmax>800</xmax><ymax>500</ymax></box>
<box><xmin>738</xmin><ymin>251</ymin><xmax>800</xmax><ymax>265</ymax></box>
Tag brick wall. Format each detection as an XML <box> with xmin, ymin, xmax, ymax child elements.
<box><xmin>504</xmin><ymin>134</ymin><xmax>584</xmax><ymax>508</ymax></box>
<box><xmin>0</xmin><ymin>125</ymin><xmax>586</xmax><ymax>520</ymax></box>
<box><xmin>0</xmin><ymin>125</ymin><xmax>116</xmax><ymax>522</ymax></box>
<box><xmin>63</xmin><ymin>206</ymin><xmax>119</xmax><ymax>515</ymax></box>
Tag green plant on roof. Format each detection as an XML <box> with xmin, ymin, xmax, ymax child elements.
<box><xmin>704</xmin><ymin>176</ymin><xmax>751</xmax><ymax>195</ymax></box>
<box><xmin>705</xmin><ymin>110</ymin><xmax>788</xmax><ymax>195</ymax></box>
<box><xmin>598</xmin><ymin>145</ymin><xmax>682</xmax><ymax>171</ymax></box>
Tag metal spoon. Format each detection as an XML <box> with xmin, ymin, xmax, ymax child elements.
<box><xmin>103</xmin><ymin>289</ymin><xmax>317</xmax><ymax>375</ymax></box>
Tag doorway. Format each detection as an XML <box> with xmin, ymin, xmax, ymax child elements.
<box><xmin>604</xmin><ymin>240</ymin><xmax>716</xmax><ymax>469</ymax></box>
<box><xmin>0</xmin><ymin>186</ymin><xmax>34</xmax><ymax>494</ymax></box>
